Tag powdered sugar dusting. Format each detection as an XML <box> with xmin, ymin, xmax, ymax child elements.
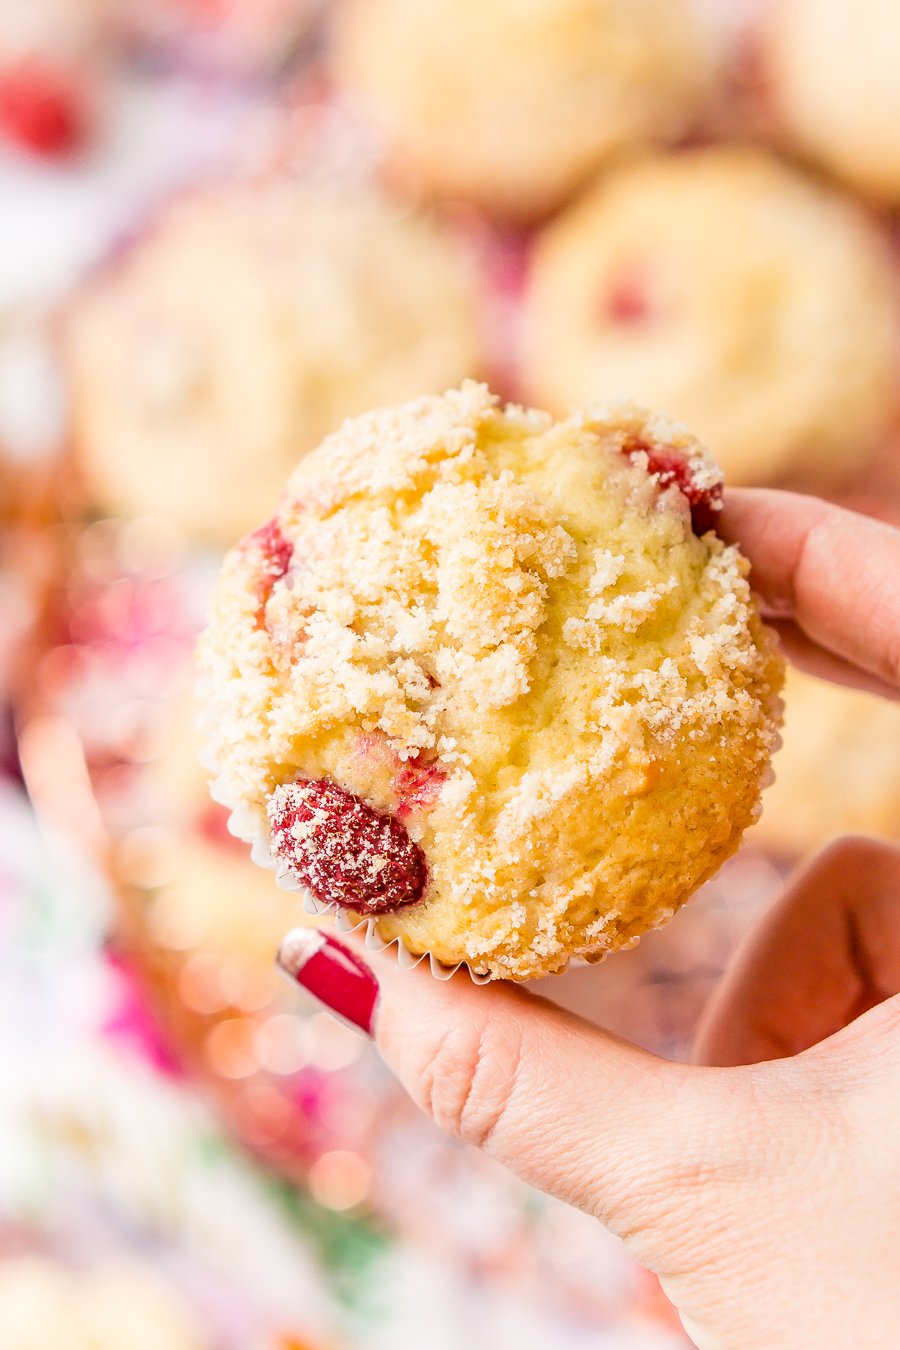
<box><xmin>267</xmin><ymin>778</ymin><xmax>427</xmax><ymax>915</ymax></box>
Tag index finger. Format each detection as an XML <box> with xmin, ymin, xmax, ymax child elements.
<box><xmin>720</xmin><ymin>488</ymin><xmax>900</xmax><ymax>696</ymax></box>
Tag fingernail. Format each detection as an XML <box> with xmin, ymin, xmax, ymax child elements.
<box><xmin>276</xmin><ymin>928</ymin><xmax>378</xmax><ymax>1037</ymax></box>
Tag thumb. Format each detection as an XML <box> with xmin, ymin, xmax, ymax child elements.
<box><xmin>277</xmin><ymin>927</ymin><xmax>757</xmax><ymax>1257</ymax></box>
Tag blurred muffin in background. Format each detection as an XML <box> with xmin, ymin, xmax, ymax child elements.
<box><xmin>0</xmin><ymin>1256</ymin><xmax>206</xmax><ymax>1350</ymax></box>
<box><xmin>123</xmin><ymin>0</ymin><xmax>320</xmax><ymax>79</ymax></box>
<box><xmin>522</xmin><ymin>147</ymin><xmax>900</xmax><ymax>488</ymax></box>
<box><xmin>65</xmin><ymin>180</ymin><xmax>483</xmax><ymax>545</ymax></box>
<box><xmin>765</xmin><ymin>0</ymin><xmax>900</xmax><ymax>207</ymax></box>
<box><xmin>0</xmin><ymin>0</ymin><xmax>113</xmax><ymax>160</ymax></box>
<box><xmin>751</xmin><ymin>667</ymin><xmax>900</xmax><ymax>858</ymax></box>
<box><xmin>332</xmin><ymin>0</ymin><xmax>718</xmax><ymax>222</ymax></box>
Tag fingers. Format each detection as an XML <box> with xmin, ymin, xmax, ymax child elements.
<box><xmin>720</xmin><ymin>489</ymin><xmax>900</xmax><ymax>697</ymax></box>
<box><xmin>277</xmin><ymin>927</ymin><xmax>753</xmax><ymax>1250</ymax></box>
<box><xmin>695</xmin><ymin>837</ymin><xmax>900</xmax><ymax>1068</ymax></box>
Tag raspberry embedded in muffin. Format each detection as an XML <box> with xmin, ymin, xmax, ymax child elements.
<box><xmin>198</xmin><ymin>383</ymin><xmax>783</xmax><ymax>980</ymax></box>
<box><xmin>244</xmin><ymin>515</ymin><xmax>295</xmax><ymax>628</ymax></box>
<box><xmin>392</xmin><ymin>754</ymin><xmax>447</xmax><ymax>819</ymax></box>
<box><xmin>268</xmin><ymin>777</ymin><xmax>427</xmax><ymax>915</ymax></box>
<box><xmin>623</xmin><ymin>437</ymin><xmax>723</xmax><ymax>536</ymax></box>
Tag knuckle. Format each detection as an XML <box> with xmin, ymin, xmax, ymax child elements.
<box><xmin>417</xmin><ymin>1014</ymin><xmax>525</xmax><ymax>1149</ymax></box>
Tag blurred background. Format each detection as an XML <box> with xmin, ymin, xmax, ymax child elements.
<box><xmin>1</xmin><ymin>0</ymin><xmax>899</xmax><ymax>1345</ymax></box>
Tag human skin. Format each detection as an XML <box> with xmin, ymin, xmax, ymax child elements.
<box><xmin>278</xmin><ymin>490</ymin><xmax>900</xmax><ymax>1348</ymax></box>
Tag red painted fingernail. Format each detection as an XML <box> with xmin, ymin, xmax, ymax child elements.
<box><xmin>276</xmin><ymin>929</ymin><xmax>379</xmax><ymax>1037</ymax></box>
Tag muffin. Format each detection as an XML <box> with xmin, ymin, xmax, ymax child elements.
<box><xmin>198</xmin><ymin>383</ymin><xmax>783</xmax><ymax>981</ymax></box>
<box><xmin>332</xmin><ymin>0</ymin><xmax>717</xmax><ymax>222</ymax></box>
<box><xmin>0</xmin><ymin>1257</ymin><xmax>205</xmax><ymax>1350</ymax></box>
<box><xmin>65</xmin><ymin>182</ymin><xmax>482</xmax><ymax>544</ymax></box>
<box><xmin>766</xmin><ymin>0</ymin><xmax>900</xmax><ymax>206</ymax></box>
<box><xmin>522</xmin><ymin>147</ymin><xmax>900</xmax><ymax>488</ymax></box>
<box><xmin>751</xmin><ymin>667</ymin><xmax>900</xmax><ymax>858</ymax></box>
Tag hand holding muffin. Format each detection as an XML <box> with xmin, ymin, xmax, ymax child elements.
<box><xmin>276</xmin><ymin>493</ymin><xmax>900</xmax><ymax>1350</ymax></box>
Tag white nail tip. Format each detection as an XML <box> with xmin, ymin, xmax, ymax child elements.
<box><xmin>277</xmin><ymin>926</ymin><xmax>326</xmax><ymax>978</ymax></box>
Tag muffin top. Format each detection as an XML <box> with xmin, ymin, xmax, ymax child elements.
<box><xmin>522</xmin><ymin>146</ymin><xmax>900</xmax><ymax>488</ymax></box>
<box><xmin>333</xmin><ymin>0</ymin><xmax>717</xmax><ymax>221</ymax></box>
<box><xmin>66</xmin><ymin>181</ymin><xmax>482</xmax><ymax>543</ymax></box>
<box><xmin>199</xmin><ymin>384</ymin><xmax>782</xmax><ymax>979</ymax></box>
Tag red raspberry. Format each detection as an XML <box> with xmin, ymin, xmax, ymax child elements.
<box><xmin>267</xmin><ymin>778</ymin><xmax>427</xmax><ymax>915</ymax></box>
<box><xmin>393</xmin><ymin>755</ymin><xmax>446</xmax><ymax>819</ymax></box>
<box><xmin>0</xmin><ymin>59</ymin><xmax>89</xmax><ymax>159</ymax></box>
<box><xmin>245</xmin><ymin>516</ymin><xmax>294</xmax><ymax>626</ymax></box>
<box><xmin>623</xmin><ymin>437</ymin><xmax>723</xmax><ymax>536</ymax></box>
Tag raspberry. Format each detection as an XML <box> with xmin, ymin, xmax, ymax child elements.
<box><xmin>245</xmin><ymin>516</ymin><xmax>293</xmax><ymax>625</ymax></box>
<box><xmin>393</xmin><ymin>755</ymin><xmax>446</xmax><ymax>819</ymax></box>
<box><xmin>623</xmin><ymin>437</ymin><xmax>723</xmax><ymax>536</ymax></box>
<box><xmin>0</xmin><ymin>59</ymin><xmax>89</xmax><ymax>159</ymax></box>
<box><xmin>267</xmin><ymin>778</ymin><xmax>427</xmax><ymax>915</ymax></box>
<box><xmin>353</xmin><ymin>732</ymin><xmax>446</xmax><ymax>818</ymax></box>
